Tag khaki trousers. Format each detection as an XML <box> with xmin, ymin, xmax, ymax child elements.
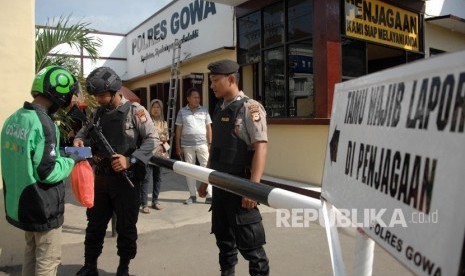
<box><xmin>182</xmin><ymin>144</ymin><xmax>212</xmax><ymax>197</ymax></box>
<box><xmin>22</xmin><ymin>227</ymin><xmax>62</xmax><ymax>276</ymax></box>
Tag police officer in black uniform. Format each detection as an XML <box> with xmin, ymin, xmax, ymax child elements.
<box><xmin>199</xmin><ymin>60</ymin><xmax>270</xmax><ymax>276</ymax></box>
<box><xmin>73</xmin><ymin>67</ymin><xmax>160</xmax><ymax>276</ymax></box>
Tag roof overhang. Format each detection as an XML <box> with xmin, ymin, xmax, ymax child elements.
<box><xmin>426</xmin><ymin>14</ymin><xmax>465</xmax><ymax>35</ymax></box>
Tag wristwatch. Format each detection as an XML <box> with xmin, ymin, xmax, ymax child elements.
<box><xmin>130</xmin><ymin>157</ymin><xmax>137</xmax><ymax>165</ymax></box>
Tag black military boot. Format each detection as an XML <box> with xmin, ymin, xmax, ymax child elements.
<box><xmin>76</xmin><ymin>263</ymin><xmax>98</xmax><ymax>276</ymax></box>
<box><xmin>220</xmin><ymin>266</ymin><xmax>235</xmax><ymax>276</ymax></box>
<box><xmin>116</xmin><ymin>258</ymin><xmax>130</xmax><ymax>276</ymax></box>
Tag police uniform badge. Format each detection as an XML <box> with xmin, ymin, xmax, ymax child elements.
<box><xmin>248</xmin><ymin>104</ymin><xmax>261</xmax><ymax>122</ymax></box>
<box><xmin>136</xmin><ymin>109</ymin><xmax>147</xmax><ymax>124</ymax></box>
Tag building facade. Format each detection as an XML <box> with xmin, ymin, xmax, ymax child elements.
<box><xmin>133</xmin><ymin>0</ymin><xmax>428</xmax><ymax>185</ymax></box>
<box><xmin>61</xmin><ymin>0</ymin><xmax>465</xmax><ymax>186</ymax></box>
<box><xmin>2</xmin><ymin>0</ymin><xmax>465</xmax><ymax>268</ymax></box>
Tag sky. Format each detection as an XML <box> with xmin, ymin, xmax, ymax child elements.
<box><xmin>35</xmin><ymin>0</ymin><xmax>173</xmax><ymax>33</ymax></box>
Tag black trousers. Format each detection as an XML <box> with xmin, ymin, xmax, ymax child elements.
<box><xmin>84</xmin><ymin>174</ymin><xmax>140</xmax><ymax>261</ymax></box>
<box><xmin>211</xmin><ymin>186</ymin><xmax>269</xmax><ymax>276</ymax></box>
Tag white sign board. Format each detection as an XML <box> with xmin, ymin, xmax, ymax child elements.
<box><xmin>126</xmin><ymin>0</ymin><xmax>234</xmax><ymax>80</ymax></box>
<box><xmin>322</xmin><ymin>50</ymin><xmax>465</xmax><ymax>276</ymax></box>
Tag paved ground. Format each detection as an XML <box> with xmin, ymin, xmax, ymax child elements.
<box><xmin>0</xmin><ymin>168</ymin><xmax>413</xmax><ymax>275</ymax></box>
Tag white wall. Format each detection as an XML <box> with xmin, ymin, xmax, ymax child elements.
<box><xmin>425</xmin><ymin>0</ymin><xmax>465</xmax><ymax>18</ymax></box>
<box><xmin>424</xmin><ymin>0</ymin><xmax>465</xmax><ymax>56</ymax></box>
<box><xmin>47</xmin><ymin>31</ymin><xmax>128</xmax><ymax>78</ymax></box>
<box><xmin>0</xmin><ymin>0</ymin><xmax>36</xmax><ymax>267</ymax></box>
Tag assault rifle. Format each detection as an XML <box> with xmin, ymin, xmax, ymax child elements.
<box><xmin>67</xmin><ymin>104</ymin><xmax>134</xmax><ymax>188</ymax></box>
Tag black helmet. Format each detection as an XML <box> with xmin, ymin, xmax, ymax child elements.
<box><xmin>86</xmin><ymin>67</ymin><xmax>122</xmax><ymax>95</ymax></box>
<box><xmin>31</xmin><ymin>66</ymin><xmax>79</xmax><ymax>108</ymax></box>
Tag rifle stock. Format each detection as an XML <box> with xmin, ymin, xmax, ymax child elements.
<box><xmin>67</xmin><ymin>105</ymin><xmax>135</xmax><ymax>188</ymax></box>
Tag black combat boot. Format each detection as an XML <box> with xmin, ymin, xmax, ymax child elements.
<box><xmin>116</xmin><ymin>257</ymin><xmax>130</xmax><ymax>276</ymax></box>
<box><xmin>221</xmin><ymin>266</ymin><xmax>235</xmax><ymax>276</ymax></box>
<box><xmin>76</xmin><ymin>262</ymin><xmax>98</xmax><ymax>276</ymax></box>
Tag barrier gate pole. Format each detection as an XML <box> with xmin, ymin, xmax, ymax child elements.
<box><xmin>353</xmin><ymin>230</ymin><xmax>375</xmax><ymax>276</ymax></box>
<box><xmin>322</xmin><ymin>201</ymin><xmax>346</xmax><ymax>276</ymax></box>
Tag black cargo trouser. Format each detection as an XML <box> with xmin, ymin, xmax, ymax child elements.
<box><xmin>84</xmin><ymin>173</ymin><xmax>140</xmax><ymax>261</ymax></box>
<box><xmin>211</xmin><ymin>186</ymin><xmax>270</xmax><ymax>276</ymax></box>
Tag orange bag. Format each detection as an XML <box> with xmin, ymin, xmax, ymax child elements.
<box><xmin>70</xmin><ymin>160</ymin><xmax>95</xmax><ymax>208</ymax></box>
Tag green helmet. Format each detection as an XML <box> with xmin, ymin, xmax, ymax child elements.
<box><xmin>31</xmin><ymin>66</ymin><xmax>79</xmax><ymax>108</ymax></box>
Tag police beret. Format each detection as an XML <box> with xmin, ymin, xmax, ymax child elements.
<box><xmin>208</xmin><ymin>59</ymin><xmax>239</xmax><ymax>75</ymax></box>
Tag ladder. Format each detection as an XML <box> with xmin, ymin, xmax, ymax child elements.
<box><xmin>166</xmin><ymin>40</ymin><xmax>182</xmax><ymax>155</ymax></box>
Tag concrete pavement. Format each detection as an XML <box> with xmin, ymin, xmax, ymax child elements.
<box><xmin>0</xmin><ymin>168</ymin><xmax>412</xmax><ymax>275</ymax></box>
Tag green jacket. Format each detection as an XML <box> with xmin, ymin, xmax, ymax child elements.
<box><xmin>1</xmin><ymin>102</ymin><xmax>75</xmax><ymax>231</ymax></box>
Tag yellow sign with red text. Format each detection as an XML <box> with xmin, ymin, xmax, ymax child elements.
<box><xmin>344</xmin><ymin>0</ymin><xmax>420</xmax><ymax>52</ymax></box>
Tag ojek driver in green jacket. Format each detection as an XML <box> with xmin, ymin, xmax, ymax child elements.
<box><xmin>1</xmin><ymin>66</ymin><xmax>81</xmax><ymax>275</ymax></box>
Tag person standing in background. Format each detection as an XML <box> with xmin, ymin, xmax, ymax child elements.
<box><xmin>1</xmin><ymin>66</ymin><xmax>81</xmax><ymax>276</ymax></box>
<box><xmin>140</xmin><ymin>99</ymin><xmax>169</xmax><ymax>213</ymax></box>
<box><xmin>175</xmin><ymin>87</ymin><xmax>213</xmax><ymax>204</ymax></box>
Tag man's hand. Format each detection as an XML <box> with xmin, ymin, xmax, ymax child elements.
<box><xmin>176</xmin><ymin>147</ymin><xmax>184</xmax><ymax>160</ymax></box>
<box><xmin>73</xmin><ymin>138</ymin><xmax>84</xmax><ymax>147</ymax></box>
<box><xmin>111</xmin><ymin>154</ymin><xmax>130</xmax><ymax>172</ymax></box>
<box><xmin>242</xmin><ymin>197</ymin><xmax>257</xmax><ymax>210</ymax></box>
<box><xmin>198</xmin><ymin>183</ymin><xmax>208</xmax><ymax>198</ymax></box>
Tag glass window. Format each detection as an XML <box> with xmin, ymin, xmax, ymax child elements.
<box><xmin>264</xmin><ymin>48</ymin><xmax>285</xmax><ymax>117</ymax></box>
<box><xmin>263</xmin><ymin>2</ymin><xmax>284</xmax><ymax>47</ymax></box>
<box><xmin>288</xmin><ymin>0</ymin><xmax>313</xmax><ymax>41</ymax></box>
<box><xmin>342</xmin><ymin>38</ymin><xmax>365</xmax><ymax>80</ymax></box>
<box><xmin>288</xmin><ymin>41</ymin><xmax>313</xmax><ymax>117</ymax></box>
<box><xmin>239</xmin><ymin>0</ymin><xmax>314</xmax><ymax>119</ymax></box>
<box><xmin>238</xmin><ymin>12</ymin><xmax>261</xmax><ymax>64</ymax></box>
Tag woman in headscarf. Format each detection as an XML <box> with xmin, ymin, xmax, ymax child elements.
<box><xmin>140</xmin><ymin>99</ymin><xmax>169</xmax><ymax>213</ymax></box>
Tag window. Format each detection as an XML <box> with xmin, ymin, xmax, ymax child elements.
<box><xmin>264</xmin><ymin>47</ymin><xmax>285</xmax><ymax>117</ymax></box>
<box><xmin>341</xmin><ymin>38</ymin><xmax>365</xmax><ymax>81</ymax></box>
<box><xmin>342</xmin><ymin>37</ymin><xmax>425</xmax><ymax>81</ymax></box>
<box><xmin>238</xmin><ymin>0</ymin><xmax>314</xmax><ymax>119</ymax></box>
<box><xmin>289</xmin><ymin>41</ymin><xmax>313</xmax><ymax>117</ymax></box>
<box><xmin>288</xmin><ymin>0</ymin><xmax>313</xmax><ymax>41</ymax></box>
<box><xmin>264</xmin><ymin>3</ymin><xmax>284</xmax><ymax>48</ymax></box>
<box><xmin>238</xmin><ymin>12</ymin><xmax>261</xmax><ymax>64</ymax></box>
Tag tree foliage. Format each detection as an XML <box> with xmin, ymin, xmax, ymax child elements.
<box><xmin>35</xmin><ymin>16</ymin><xmax>101</xmax><ymax>72</ymax></box>
<box><xmin>35</xmin><ymin>16</ymin><xmax>101</xmax><ymax>143</ymax></box>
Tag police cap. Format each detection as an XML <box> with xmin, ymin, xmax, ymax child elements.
<box><xmin>208</xmin><ymin>59</ymin><xmax>239</xmax><ymax>75</ymax></box>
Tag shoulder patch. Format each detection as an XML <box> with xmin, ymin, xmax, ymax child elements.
<box><xmin>136</xmin><ymin>108</ymin><xmax>147</xmax><ymax>124</ymax></box>
<box><xmin>248</xmin><ymin>103</ymin><xmax>261</xmax><ymax>122</ymax></box>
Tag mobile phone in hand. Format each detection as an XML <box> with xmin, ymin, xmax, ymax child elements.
<box><xmin>64</xmin><ymin>147</ymin><xmax>92</xmax><ymax>159</ymax></box>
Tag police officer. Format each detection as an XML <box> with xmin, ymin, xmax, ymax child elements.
<box><xmin>198</xmin><ymin>60</ymin><xmax>270</xmax><ymax>276</ymax></box>
<box><xmin>73</xmin><ymin>67</ymin><xmax>160</xmax><ymax>276</ymax></box>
